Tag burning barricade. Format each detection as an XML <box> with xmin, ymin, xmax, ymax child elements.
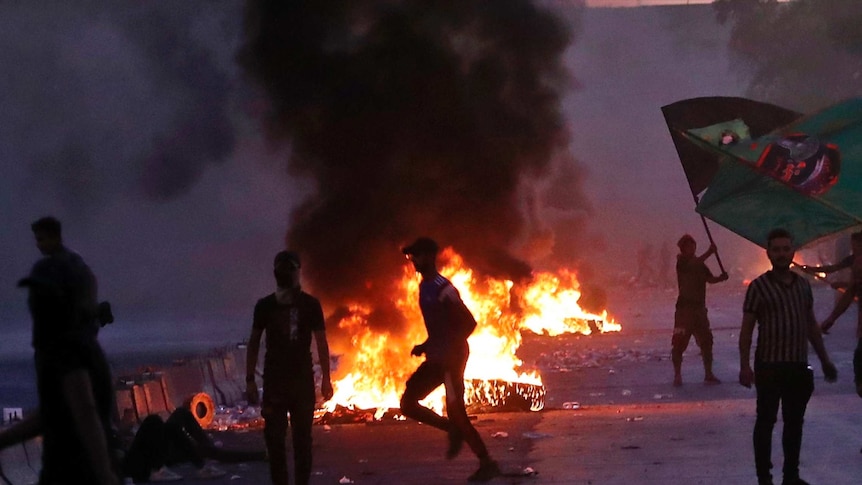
<box><xmin>317</xmin><ymin>248</ymin><xmax>619</xmax><ymax>423</ymax></box>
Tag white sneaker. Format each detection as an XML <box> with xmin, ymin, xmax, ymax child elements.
<box><xmin>196</xmin><ymin>462</ymin><xmax>227</xmax><ymax>479</ymax></box>
<box><xmin>149</xmin><ymin>466</ymin><xmax>183</xmax><ymax>482</ymax></box>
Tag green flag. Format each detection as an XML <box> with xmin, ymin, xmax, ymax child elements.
<box><xmin>682</xmin><ymin>98</ymin><xmax>862</xmax><ymax>248</ymax></box>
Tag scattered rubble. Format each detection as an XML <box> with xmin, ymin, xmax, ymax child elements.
<box><xmin>535</xmin><ymin>347</ymin><xmax>667</xmax><ymax>372</ymax></box>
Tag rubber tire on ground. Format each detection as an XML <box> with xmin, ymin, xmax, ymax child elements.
<box><xmin>183</xmin><ymin>392</ymin><xmax>215</xmax><ymax>428</ymax></box>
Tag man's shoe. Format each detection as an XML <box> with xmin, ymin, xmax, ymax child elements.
<box><xmin>757</xmin><ymin>473</ymin><xmax>773</xmax><ymax>485</ymax></box>
<box><xmin>704</xmin><ymin>375</ymin><xmax>722</xmax><ymax>384</ymax></box>
<box><xmin>149</xmin><ymin>466</ymin><xmax>183</xmax><ymax>482</ymax></box>
<box><xmin>468</xmin><ymin>460</ymin><xmax>502</xmax><ymax>482</ymax></box>
<box><xmin>446</xmin><ymin>428</ymin><xmax>463</xmax><ymax>459</ymax></box>
<box><xmin>196</xmin><ymin>462</ymin><xmax>227</xmax><ymax>479</ymax></box>
<box><xmin>673</xmin><ymin>375</ymin><xmax>682</xmax><ymax>387</ymax></box>
<box><xmin>782</xmin><ymin>477</ymin><xmax>811</xmax><ymax>485</ymax></box>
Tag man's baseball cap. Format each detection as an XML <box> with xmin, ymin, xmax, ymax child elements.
<box><xmin>274</xmin><ymin>250</ymin><xmax>301</xmax><ymax>268</ymax></box>
<box><xmin>402</xmin><ymin>237</ymin><xmax>439</xmax><ymax>256</ymax></box>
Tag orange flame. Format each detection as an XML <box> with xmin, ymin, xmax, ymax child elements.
<box><xmin>322</xmin><ymin>248</ymin><xmax>620</xmax><ymax>416</ymax></box>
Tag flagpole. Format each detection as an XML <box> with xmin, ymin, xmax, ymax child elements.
<box><xmin>694</xmin><ymin>197</ymin><xmax>726</xmax><ymax>274</ymax></box>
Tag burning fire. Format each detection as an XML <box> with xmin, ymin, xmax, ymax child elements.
<box><xmin>321</xmin><ymin>248</ymin><xmax>620</xmax><ymax>418</ymax></box>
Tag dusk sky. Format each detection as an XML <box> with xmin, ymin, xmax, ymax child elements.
<box><xmin>0</xmin><ymin>1</ymin><xmax>803</xmax><ymax>356</ymax></box>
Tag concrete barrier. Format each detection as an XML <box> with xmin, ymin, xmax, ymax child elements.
<box><xmin>114</xmin><ymin>343</ymin><xmax>254</xmax><ymax>423</ymax></box>
<box><xmin>1</xmin><ymin>343</ymin><xmax>255</xmax><ymax>481</ymax></box>
<box><xmin>0</xmin><ymin>432</ymin><xmax>40</xmax><ymax>484</ymax></box>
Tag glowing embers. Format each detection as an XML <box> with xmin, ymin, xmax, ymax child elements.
<box><xmin>316</xmin><ymin>379</ymin><xmax>544</xmax><ymax>425</ymax></box>
<box><xmin>464</xmin><ymin>379</ymin><xmax>545</xmax><ymax>413</ymax></box>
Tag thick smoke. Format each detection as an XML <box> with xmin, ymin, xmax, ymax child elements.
<box><xmin>120</xmin><ymin>3</ymin><xmax>239</xmax><ymax>198</ymax></box>
<box><xmin>239</xmin><ymin>1</ymin><xmax>582</xmax><ymax>334</ymax></box>
<box><xmin>0</xmin><ymin>2</ymin><xmax>239</xmax><ymax>207</ymax></box>
<box><xmin>714</xmin><ymin>0</ymin><xmax>862</xmax><ymax>111</ymax></box>
<box><xmin>0</xmin><ymin>2</ymin><xmax>260</xmax><ymax>326</ymax></box>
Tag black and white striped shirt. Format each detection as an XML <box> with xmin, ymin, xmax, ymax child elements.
<box><xmin>743</xmin><ymin>271</ymin><xmax>813</xmax><ymax>364</ymax></box>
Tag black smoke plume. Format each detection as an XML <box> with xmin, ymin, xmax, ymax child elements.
<box><xmin>714</xmin><ymin>0</ymin><xmax>862</xmax><ymax>110</ymax></box>
<box><xmin>239</xmin><ymin>1</ymin><xmax>581</xmax><ymax>336</ymax></box>
<box><xmin>122</xmin><ymin>3</ymin><xmax>238</xmax><ymax>199</ymax></box>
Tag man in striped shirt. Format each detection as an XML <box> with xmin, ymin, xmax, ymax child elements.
<box><xmin>739</xmin><ymin>228</ymin><xmax>838</xmax><ymax>485</ymax></box>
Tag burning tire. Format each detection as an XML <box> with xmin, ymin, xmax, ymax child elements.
<box><xmin>465</xmin><ymin>379</ymin><xmax>545</xmax><ymax>413</ymax></box>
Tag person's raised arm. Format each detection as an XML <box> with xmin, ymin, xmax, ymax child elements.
<box><xmin>696</xmin><ymin>243</ymin><xmax>717</xmax><ymax>264</ymax></box>
<box><xmin>246</xmin><ymin>326</ymin><xmax>264</xmax><ymax>405</ymax></box>
<box><xmin>821</xmin><ymin>281</ymin><xmax>856</xmax><ymax>334</ymax></box>
<box><xmin>800</xmin><ymin>254</ymin><xmax>853</xmax><ymax>275</ymax></box>
<box><xmin>706</xmin><ymin>267</ymin><xmax>729</xmax><ymax>284</ymax></box>
<box><xmin>738</xmin><ymin>312</ymin><xmax>756</xmax><ymax>388</ymax></box>
<box><xmin>63</xmin><ymin>370</ymin><xmax>119</xmax><ymax>485</ymax></box>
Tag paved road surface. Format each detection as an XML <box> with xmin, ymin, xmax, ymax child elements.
<box><xmin>3</xmin><ymin>284</ymin><xmax>861</xmax><ymax>484</ymax></box>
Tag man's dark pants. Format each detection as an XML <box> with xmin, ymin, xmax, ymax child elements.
<box><xmin>400</xmin><ymin>354</ymin><xmax>490</xmax><ymax>460</ymax></box>
<box><xmin>753</xmin><ymin>363</ymin><xmax>814</xmax><ymax>483</ymax></box>
<box><xmin>671</xmin><ymin>306</ymin><xmax>714</xmax><ymax>370</ymax></box>
<box><xmin>262</xmin><ymin>379</ymin><xmax>316</xmax><ymax>485</ymax></box>
<box><xmin>123</xmin><ymin>409</ymin><xmax>205</xmax><ymax>481</ymax></box>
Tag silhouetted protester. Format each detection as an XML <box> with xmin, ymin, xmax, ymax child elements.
<box><xmin>739</xmin><ymin>228</ymin><xmax>838</xmax><ymax>485</ymax></box>
<box><xmin>805</xmin><ymin>232</ymin><xmax>862</xmax><ymax>403</ymax></box>
<box><xmin>672</xmin><ymin>234</ymin><xmax>728</xmax><ymax>387</ymax></box>
<box><xmin>17</xmin><ymin>216</ymin><xmax>120</xmax><ymax>485</ymax></box>
<box><xmin>119</xmin><ymin>407</ymin><xmax>268</xmax><ymax>483</ymax></box>
<box><xmin>800</xmin><ymin>231</ymin><xmax>862</xmax><ymax>336</ymax></box>
<box><xmin>245</xmin><ymin>251</ymin><xmax>333</xmax><ymax>485</ymax></box>
<box><xmin>399</xmin><ymin>237</ymin><xmax>501</xmax><ymax>483</ymax></box>
<box><xmin>0</xmin><ymin>406</ymin><xmax>265</xmax><ymax>484</ymax></box>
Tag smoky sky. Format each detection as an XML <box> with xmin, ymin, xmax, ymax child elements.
<box><xmin>0</xmin><ymin>2</ymin><xmax>240</xmax><ymax>206</ymax></box>
<box><xmin>238</xmin><ymin>0</ymin><xmax>582</xmax><ymax>321</ymax></box>
<box><xmin>5</xmin><ymin>2</ymin><xmax>834</xmax><ymax>356</ymax></box>
<box><xmin>0</xmin><ymin>1</ymin><xmax>299</xmax><ymax>334</ymax></box>
<box><xmin>714</xmin><ymin>0</ymin><xmax>862</xmax><ymax>111</ymax></box>
<box><xmin>105</xmin><ymin>2</ymin><xmax>239</xmax><ymax>199</ymax></box>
